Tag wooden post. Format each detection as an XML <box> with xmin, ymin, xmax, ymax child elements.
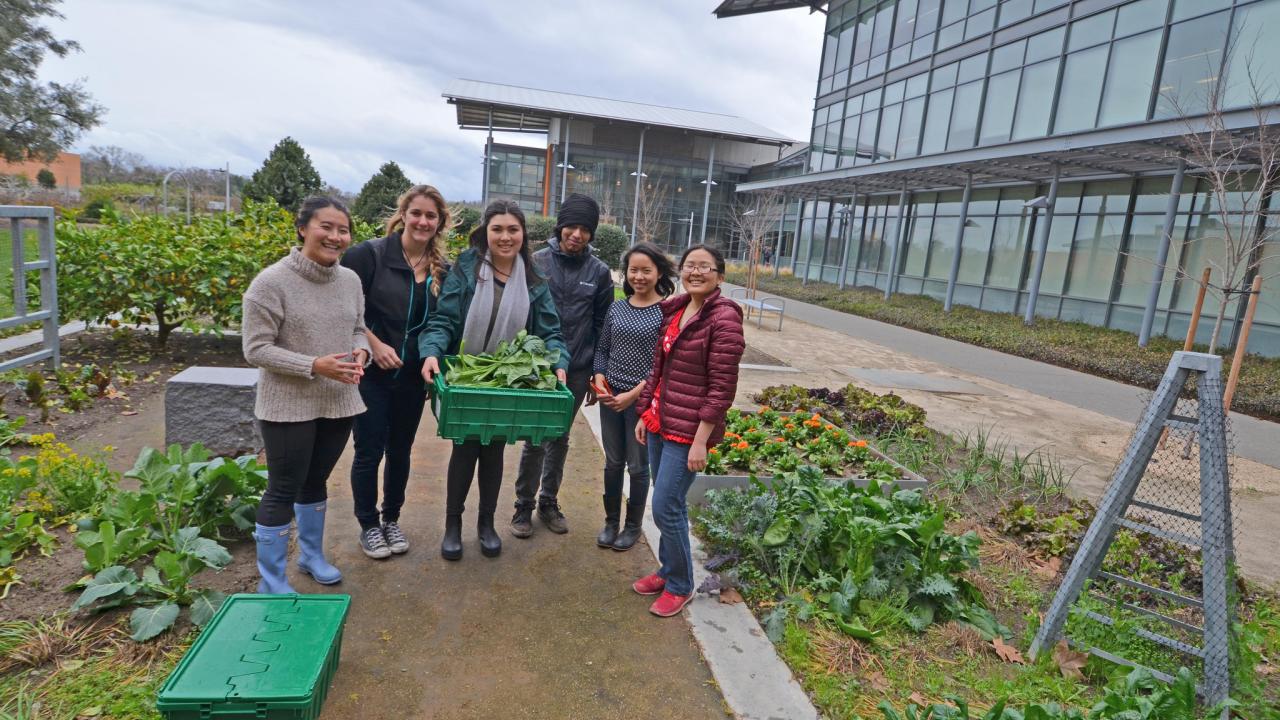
<box><xmin>1184</xmin><ymin>267</ymin><xmax>1212</xmax><ymax>351</ymax></box>
<box><xmin>1223</xmin><ymin>274</ymin><xmax>1263</xmax><ymax>412</ymax></box>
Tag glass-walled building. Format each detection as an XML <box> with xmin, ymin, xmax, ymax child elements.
<box><xmin>718</xmin><ymin>0</ymin><xmax>1280</xmax><ymax>356</ymax></box>
<box><xmin>443</xmin><ymin>80</ymin><xmax>800</xmax><ymax>257</ymax></box>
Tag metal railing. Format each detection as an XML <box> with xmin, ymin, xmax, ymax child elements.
<box><xmin>0</xmin><ymin>206</ymin><xmax>60</xmax><ymax>371</ymax></box>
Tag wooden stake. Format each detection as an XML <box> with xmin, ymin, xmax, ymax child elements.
<box><xmin>1184</xmin><ymin>267</ymin><xmax>1212</xmax><ymax>351</ymax></box>
<box><xmin>1223</xmin><ymin>274</ymin><xmax>1263</xmax><ymax>412</ymax></box>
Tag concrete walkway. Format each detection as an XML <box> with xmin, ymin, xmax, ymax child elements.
<box><xmin>724</xmin><ymin>283</ymin><xmax>1280</xmax><ymax>584</ymax></box>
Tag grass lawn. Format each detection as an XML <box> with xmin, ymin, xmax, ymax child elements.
<box><xmin>726</xmin><ymin>271</ymin><xmax>1280</xmax><ymax>422</ymax></box>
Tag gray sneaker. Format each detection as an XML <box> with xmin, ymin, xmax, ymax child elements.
<box><xmin>382</xmin><ymin>521</ymin><xmax>409</xmax><ymax>554</ymax></box>
<box><xmin>360</xmin><ymin>526</ymin><xmax>392</xmax><ymax>559</ymax></box>
<box><xmin>537</xmin><ymin>502</ymin><xmax>569</xmax><ymax>534</ymax></box>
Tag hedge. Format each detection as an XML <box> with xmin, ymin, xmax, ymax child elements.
<box><xmin>727</xmin><ymin>272</ymin><xmax>1280</xmax><ymax>422</ymax></box>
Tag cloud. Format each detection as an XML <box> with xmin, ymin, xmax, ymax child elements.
<box><xmin>39</xmin><ymin>0</ymin><xmax>824</xmax><ymax>198</ymax></box>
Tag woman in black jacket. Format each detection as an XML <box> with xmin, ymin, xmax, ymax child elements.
<box><xmin>341</xmin><ymin>185</ymin><xmax>449</xmax><ymax>559</ymax></box>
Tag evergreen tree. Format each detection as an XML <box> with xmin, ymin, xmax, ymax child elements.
<box><xmin>242</xmin><ymin>137</ymin><xmax>323</xmax><ymax>212</ymax></box>
<box><xmin>352</xmin><ymin>161</ymin><xmax>412</xmax><ymax>225</ymax></box>
<box><xmin>1</xmin><ymin>0</ymin><xmax>104</xmax><ymax>162</ymax></box>
<box><xmin>36</xmin><ymin>168</ymin><xmax>56</xmax><ymax>189</ymax></box>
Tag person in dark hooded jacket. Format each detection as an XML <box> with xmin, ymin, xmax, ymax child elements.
<box><xmin>511</xmin><ymin>193</ymin><xmax>614</xmax><ymax>538</ymax></box>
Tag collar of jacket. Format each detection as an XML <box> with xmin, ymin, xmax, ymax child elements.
<box><xmin>546</xmin><ymin>236</ymin><xmax>593</xmax><ymax>264</ymax></box>
<box><xmin>660</xmin><ymin>287</ymin><xmax>726</xmax><ymax>322</ymax></box>
<box><xmin>382</xmin><ymin>231</ymin><xmax>425</xmax><ymax>272</ymax></box>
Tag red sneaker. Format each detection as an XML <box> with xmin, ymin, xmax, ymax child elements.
<box><xmin>632</xmin><ymin>573</ymin><xmax>666</xmax><ymax>596</ymax></box>
<box><xmin>649</xmin><ymin>590</ymin><xmax>695</xmax><ymax>617</ymax></box>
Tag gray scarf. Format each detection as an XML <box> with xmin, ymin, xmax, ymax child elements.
<box><xmin>462</xmin><ymin>252</ymin><xmax>529</xmax><ymax>354</ymax></box>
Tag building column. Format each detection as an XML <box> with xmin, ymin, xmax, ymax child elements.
<box><xmin>630</xmin><ymin>127</ymin><xmax>647</xmax><ymax>245</ymax></box>
<box><xmin>700</xmin><ymin>139</ymin><xmax>716</xmax><ymax>244</ymax></box>
<box><xmin>773</xmin><ymin>195</ymin><xmax>787</xmax><ymax>279</ymax></box>
<box><xmin>1023</xmin><ymin>164</ymin><xmax>1062</xmax><ymax>326</ymax></box>
<box><xmin>802</xmin><ymin>194</ymin><xmax>820</xmax><ymax>286</ymax></box>
<box><xmin>789</xmin><ymin>197</ymin><xmax>803</xmax><ymax>276</ymax></box>
<box><xmin>883</xmin><ymin>184</ymin><xmax>909</xmax><ymax>301</ymax></box>
<box><xmin>560</xmin><ymin>117</ymin><xmax>572</xmax><ymax>205</ymax></box>
<box><xmin>944</xmin><ymin>173</ymin><xmax>974</xmax><ymax>312</ymax></box>
<box><xmin>1139</xmin><ymin>158</ymin><xmax>1187</xmax><ymax>347</ymax></box>
<box><xmin>838</xmin><ymin>189</ymin><xmax>858</xmax><ymax>290</ymax></box>
<box><xmin>482</xmin><ymin>108</ymin><xmax>494</xmax><ymax>204</ymax></box>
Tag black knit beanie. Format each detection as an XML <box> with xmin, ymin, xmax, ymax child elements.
<box><xmin>555</xmin><ymin>193</ymin><xmax>599</xmax><ymax>237</ymax></box>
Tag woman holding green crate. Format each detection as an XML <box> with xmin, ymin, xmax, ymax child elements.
<box><xmin>419</xmin><ymin>199</ymin><xmax>568</xmax><ymax>561</ymax></box>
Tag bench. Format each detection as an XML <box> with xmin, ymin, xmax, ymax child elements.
<box><xmin>728</xmin><ymin>288</ymin><xmax>786</xmax><ymax>331</ymax></box>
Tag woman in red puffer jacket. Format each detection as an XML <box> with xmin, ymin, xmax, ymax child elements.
<box><xmin>630</xmin><ymin>244</ymin><xmax>745</xmax><ymax>617</ymax></box>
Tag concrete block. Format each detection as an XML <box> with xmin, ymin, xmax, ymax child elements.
<box><xmin>165</xmin><ymin>367</ymin><xmax>261</xmax><ymax>456</ymax></box>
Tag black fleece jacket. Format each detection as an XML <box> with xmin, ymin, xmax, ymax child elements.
<box><xmin>531</xmin><ymin>237</ymin><xmax>614</xmax><ymax>373</ymax></box>
<box><xmin>340</xmin><ymin>233</ymin><xmax>442</xmax><ymax>376</ymax></box>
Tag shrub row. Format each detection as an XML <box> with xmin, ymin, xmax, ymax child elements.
<box><xmin>728</xmin><ymin>272</ymin><xmax>1280</xmax><ymax>422</ymax></box>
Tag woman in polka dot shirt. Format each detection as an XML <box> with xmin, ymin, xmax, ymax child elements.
<box><xmin>591</xmin><ymin>243</ymin><xmax>677</xmax><ymax>552</ymax></box>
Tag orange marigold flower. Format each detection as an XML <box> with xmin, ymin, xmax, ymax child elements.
<box><xmin>811</xmin><ymin>413</ymin><xmax>821</xmax><ymax>421</ymax></box>
<box><xmin>735</xmin><ymin>441</ymin><xmax>749</xmax><ymax>450</ymax></box>
<box><xmin>785</xmin><ymin>423</ymin><xmax>795</xmax><ymax>430</ymax></box>
<box><xmin>709</xmin><ymin>448</ymin><xmax>719</xmax><ymax>454</ymax></box>
<box><xmin>825</xmin><ymin>424</ymin><xmax>836</xmax><ymax>431</ymax></box>
<box><xmin>847</xmin><ymin>440</ymin><xmax>857</xmax><ymax>447</ymax></box>
<box><xmin>853</xmin><ymin>439</ymin><xmax>868</xmax><ymax>448</ymax></box>
<box><xmin>758</xmin><ymin>406</ymin><xmax>770</xmax><ymax>413</ymax></box>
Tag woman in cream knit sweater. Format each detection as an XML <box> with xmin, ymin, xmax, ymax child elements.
<box><xmin>242</xmin><ymin>196</ymin><xmax>370</xmax><ymax>594</ymax></box>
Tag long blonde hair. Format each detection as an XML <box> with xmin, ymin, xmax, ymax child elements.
<box><xmin>384</xmin><ymin>184</ymin><xmax>449</xmax><ymax>294</ymax></box>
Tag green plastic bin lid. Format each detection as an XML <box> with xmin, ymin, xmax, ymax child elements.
<box><xmin>158</xmin><ymin>594</ymin><xmax>350</xmax><ymax>708</ymax></box>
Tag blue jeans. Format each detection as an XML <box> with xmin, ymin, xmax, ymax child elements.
<box><xmin>648</xmin><ymin>432</ymin><xmax>698</xmax><ymax>596</ymax></box>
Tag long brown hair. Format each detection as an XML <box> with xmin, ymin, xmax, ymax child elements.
<box><xmin>383</xmin><ymin>184</ymin><xmax>449</xmax><ymax>294</ymax></box>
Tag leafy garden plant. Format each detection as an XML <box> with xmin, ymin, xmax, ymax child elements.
<box><xmin>696</xmin><ymin>466</ymin><xmax>988</xmax><ymax>642</ymax></box>
<box><xmin>704</xmin><ymin>407</ymin><xmax>899</xmax><ymax>480</ymax></box>
<box><xmin>444</xmin><ymin>330</ymin><xmax>562</xmax><ymax>390</ymax></box>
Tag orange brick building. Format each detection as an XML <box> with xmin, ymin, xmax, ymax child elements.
<box><xmin>0</xmin><ymin>152</ymin><xmax>82</xmax><ymax>190</ymax></box>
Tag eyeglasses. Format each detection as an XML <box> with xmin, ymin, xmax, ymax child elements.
<box><xmin>681</xmin><ymin>263</ymin><xmax>717</xmax><ymax>274</ymax></box>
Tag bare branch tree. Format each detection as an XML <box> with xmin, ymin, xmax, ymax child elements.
<box><xmin>727</xmin><ymin>188</ymin><xmax>785</xmax><ymax>300</ymax></box>
<box><xmin>635</xmin><ymin>178</ymin><xmax>670</xmax><ymax>246</ymax></box>
<box><xmin>1165</xmin><ymin>31</ymin><xmax>1280</xmax><ymax>352</ymax></box>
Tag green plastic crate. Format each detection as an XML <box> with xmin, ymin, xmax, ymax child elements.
<box><xmin>431</xmin><ymin>355</ymin><xmax>574</xmax><ymax>444</ymax></box>
<box><xmin>157</xmin><ymin>594</ymin><xmax>350</xmax><ymax>720</ymax></box>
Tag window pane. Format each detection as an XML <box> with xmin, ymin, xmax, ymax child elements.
<box><xmin>1172</xmin><ymin>0</ymin><xmax>1230</xmax><ymax>22</ymax></box>
<box><xmin>906</xmin><ymin>72</ymin><xmax>929</xmax><ymax>98</ymax></box>
<box><xmin>965</xmin><ymin>8</ymin><xmax>996</xmax><ymax>40</ymax></box>
<box><xmin>1098</xmin><ymin>29</ymin><xmax>1162</xmax><ymax>126</ymax></box>
<box><xmin>1068</xmin><ymin>10</ymin><xmax>1115</xmax><ymax>52</ymax></box>
<box><xmin>904</xmin><ymin>215</ymin><xmax>932</xmax><ymax>276</ymax></box>
<box><xmin>895</xmin><ymin>0</ymin><xmax>920</xmax><ymax>47</ymax></box>
<box><xmin>885</xmin><ymin>80</ymin><xmax>906</xmax><ymax>105</ymax></box>
<box><xmin>957</xmin><ymin>221</ymin><xmax>992</xmax><ymax>284</ymax></box>
<box><xmin>980</xmin><ymin>70</ymin><xmax>1019</xmax><ymax>144</ymax></box>
<box><xmin>918</xmin><ymin>0</ymin><xmax>942</xmax><ymax>36</ymax></box>
<box><xmin>854</xmin><ymin>11</ymin><xmax>873</xmax><ymax>64</ymax></box>
<box><xmin>1223</xmin><ymin>0</ymin><xmax>1280</xmax><ymax>109</ymax></box>
<box><xmin>1038</xmin><ymin>214</ymin><xmax>1076</xmax><ymax>294</ymax></box>
<box><xmin>1000</xmin><ymin>0</ymin><xmax>1033</xmax><ymax>26</ymax></box>
<box><xmin>987</xmin><ymin>214</ymin><xmax>1032</xmax><ymax>288</ymax></box>
<box><xmin>871</xmin><ymin>4</ymin><xmax>894</xmax><ymax>56</ymax></box>
<box><xmin>991</xmin><ymin>40</ymin><xmax>1025</xmax><ymax>74</ymax></box>
<box><xmin>933</xmin><ymin>61</ymin><xmax>960</xmax><ymax>88</ymax></box>
<box><xmin>1026</xmin><ymin>27</ymin><xmax>1065</xmax><ymax>63</ymax></box>
<box><xmin>939</xmin><ymin>20</ymin><xmax>965</xmax><ymax>48</ymax></box>
<box><xmin>840</xmin><ymin>115</ymin><xmax>861</xmax><ymax>166</ymax></box>
<box><xmin>1067</xmin><ymin>214</ymin><xmax>1124</xmax><ymax>299</ymax></box>
<box><xmin>858</xmin><ymin>110</ymin><xmax>881</xmax><ymax>164</ymax></box>
<box><xmin>879</xmin><ymin>103</ymin><xmax>902</xmax><ymax>161</ymax></box>
<box><xmin>898</xmin><ymin>96</ymin><xmax>927</xmax><ymax>157</ymax></box>
<box><xmin>837</xmin><ymin>23</ymin><xmax>855</xmax><ymax>71</ymax></box>
<box><xmin>948</xmin><ymin>81</ymin><xmax>984</xmax><ymax>149</ymax></box>
<box><xmin>922</xmin><ymin>88</ymin><xmax>955</xmax><ymax>155</ymax></box>
<box><xmin>1012</xmin><ymin>59</ymin><xmax>1060</xmax><ymax>139</ymax></box>
<box><xmin>1116</xmin><ymin>215</ymin><xmax>1167</xmax><ymax>305</ymax></box>
<box><xmin>1116</xmin><ymin>0</ymin><xmax>1168</xmax><ymax>37</ymax></box>
<box><xmin>1079</xmin><ymin>180</ymin><xmax>1133</xmax><ymax>214</ymax></box>
<box><xmin>942</xmin><ymin>0</ymin><xmax>968</xmax><ymax>26</ymax></box>
<box><xmin>1155</xmin><ymin>11</ymin><xmax>1231</xmax><ymax>118</ymax></box>
<box><xmin>927</xmin><ymin>216</ymin><xmax>959</xmax><ymax>279</ymax></box>
<box><xmin>1054</xmin><ymin>45</ymin><xmax>1109</xmax><ymax>133</ymax></box>
<box><xmin>959</xmin><ymin>53</ymin><xmax>988</xmax><ymax>83</ymax></box>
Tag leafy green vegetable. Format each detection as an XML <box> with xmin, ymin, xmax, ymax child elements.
<box><xmin>445</xmin><ymin>330</ymin><xmax>561</xmax><ymax>390</ymax></box>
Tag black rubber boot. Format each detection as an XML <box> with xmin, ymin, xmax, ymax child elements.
<box><xmin>597</xmin><ymin>495</ymin><xmax>621</xmax><ymax>548</ymax></box>
<box><xmin>477</xmin><ymin>513</ymin><xmax>502</xmax><ymax>558</ymax></box>
<box><xmin>441</xmin><ymin>514</ymin><xmax>463</xmax><ymax>561</ymax></box>
<box><xmin>612</xmin><ymin>501</ymin><xmax>645</xmax><ymax>552</ymax></box>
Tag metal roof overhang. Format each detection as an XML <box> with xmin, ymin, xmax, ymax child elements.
<box><xmin>736</xmin><ymin>108</ymin><xmax>1279</xmax><ymax>197</ymax></box>
<box><xmin>712</xmin><ymin>0</ymin><xmax>827</xmax><ymax>18</ymax></box>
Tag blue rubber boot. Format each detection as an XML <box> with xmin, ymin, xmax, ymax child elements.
<box><xmin>294</xmin><ymin>501</ymin><xmax>342</xmax><ymax>585</ymax></box>
<box><xmin>254</xmin><ymin>522</ymin><xmax>296</xmax><ymax>594</ymax></box>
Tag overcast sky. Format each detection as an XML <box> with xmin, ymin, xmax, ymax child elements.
<box><xmin>38</xmin><ymin>0</ymin><xmax>826</xmax><ymax>199</ymax></box>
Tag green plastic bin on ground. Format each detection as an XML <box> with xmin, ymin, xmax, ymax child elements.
<box><xmin>430</xmin><ymin>355</ymin><xmax>575</xmax><ymax>445</ymax></box>
<box><xmin>156</xmin><ymin>594</ymin><xmax>350</xmax><ymax>720</ymax></box>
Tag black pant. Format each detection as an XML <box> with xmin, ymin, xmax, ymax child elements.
<box><xmin>514</xmin><ymin>369</ymin><xmax>590</xmax><ymax>509</ymax></box>
<box><xmin>600</xmin><ymin>403</ymin><xmax>649</xmax><ymax>504</ymax></box>
<box><xmin>445</xmin><ymin>439</ymin><xmax>505</xmax><ymax>517</ymax></box>
<box><xmin>257</xmin><ymin>416</ymin><xmax>354</xmax><ymax>526</ymax></box>
<box><xmin>350</xmin><ymin>368</ymin><xmax>427</xmax><ymax>530</ymax></box>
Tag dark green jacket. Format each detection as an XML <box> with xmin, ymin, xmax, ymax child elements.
<box><xmin>417</xmin><ymin>248</ymin><xmax>569</xmax><ymax>371</ymax></box>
